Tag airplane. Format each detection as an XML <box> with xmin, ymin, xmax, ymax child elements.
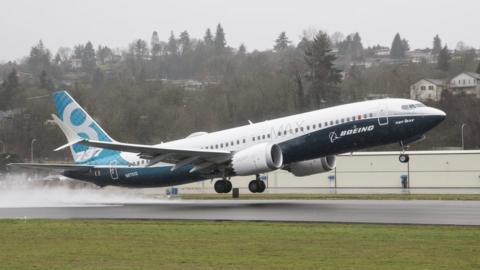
<box><xmin>11</xmin><ymin>90</ymin><xmax>446</xmax><ymax>193</ymax></box>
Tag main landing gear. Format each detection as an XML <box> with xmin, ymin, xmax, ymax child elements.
<box><xmin>248</xmin><ymin>175</ymin><xmax>266</xmax><ymax>193</ymax></box>
<box><xmin>214</xmin><ymin>179</ymin><xmax>232</xmax><ymax>193</ymax></box>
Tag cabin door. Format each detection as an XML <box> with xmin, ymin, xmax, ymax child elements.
<box><xmin>378</xmin><ymin>104</ymin><xmax>389</xmax><ymax>126</ymax></box>
<box><xmin>109</xmin><ymin>160</ymin><xmax>119</xmax><ymax>180</ymax></box>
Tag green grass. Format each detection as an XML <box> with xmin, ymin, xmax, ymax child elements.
<box><xmin>180</xmin><ymin>193</ymin><xmax>480</xmax><ymax>201</ymax></box>
<box><xmin>0</xmin><ymin>220</ymin><xmax>479</xmax><ymax>270</ymax></box>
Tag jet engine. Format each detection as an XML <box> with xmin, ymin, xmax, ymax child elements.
<box><xmin>231</xmin><ymin>143</ymin><xmax>283</xmax><ymax>176</ymax></box>
<box><xmin>288</xmin><ymin>156</ymin><xmax>336</xmax><ymax>177</ymax></box>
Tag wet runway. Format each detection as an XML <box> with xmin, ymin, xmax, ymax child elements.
<box><xmin>1</xmin><ymin>200</ymin><xmax>480</xmax><ymax>225</ymax></box>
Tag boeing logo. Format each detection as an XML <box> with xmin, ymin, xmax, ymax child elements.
<box><xmin>330</xmin><ymin>125</ymin><xmax>375</xmax><ymax>143</ymax></box>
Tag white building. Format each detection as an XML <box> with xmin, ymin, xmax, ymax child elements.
<box><xmin>449</xmin><ymin>72</ymin><xmax>480</xmax><ymax>98</ymax></box>
<box><xmin>410</xmin><ymin>79</ymin><xmax>445</xmax><ymax>102</ymax></box>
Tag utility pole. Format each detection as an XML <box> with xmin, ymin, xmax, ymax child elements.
<box><xmin>461</xmin><ymin>123</ymin><xmax>467</xmax><ymax>150</ymax></box>
<box><xmin>31</xmin><ymin>138</ymin><xmax>37</xmax><ymax>162</ymax></box>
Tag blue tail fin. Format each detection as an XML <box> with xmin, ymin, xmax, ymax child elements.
<box><xmin>52</xmin><ymin>90</ymin><xmax>126</xmax><ymax>165</ymax></box>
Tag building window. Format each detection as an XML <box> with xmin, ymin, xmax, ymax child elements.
<box><xmin>421</xmin><ymin>86</ymin><xmax>426</xmax><ymax>90</ymax></box>
<box><xmin>429</xmin><ymin>85</ymin><xmax>434</xmax><ymax>90</ymax></box>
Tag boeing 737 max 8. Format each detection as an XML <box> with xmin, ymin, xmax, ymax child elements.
<box><xmin>11</xmin><ymin>91</ymin><xmax>446</xmax><ymax>193</ymax></box>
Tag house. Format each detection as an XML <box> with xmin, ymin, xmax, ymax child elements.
<box><xmin>410</xmin><ymin>79</ymin><xmax>445</xmax><ymax>102</ymax></box>
<box><xmin>449</xmin><ymin>72</ymin><xmax>480</xmax><ymax>98</ymax></box>
<box><xmin>407</xmin><ymin>49</ymin><xmax>436</xmax><ymax>64</ymax></box>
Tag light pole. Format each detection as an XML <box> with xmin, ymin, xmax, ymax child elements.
<box><xmin>461</xmin><ymin>123</ymin><xmax>467</xmax><ymax>150</ymax></box>
<box><xmin>31</xmin><ymin>139</ymin><xmax>37</xmax><ymax>162</ymax></box>
<box><xmin>0</xmin><ymin>140</ymin><xmax>4</xmax><ymax>153</ymax></box>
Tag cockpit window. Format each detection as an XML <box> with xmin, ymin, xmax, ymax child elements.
<box><xmin>402</xmin><ymin>103</ymin><xmax>426</xmax><ymax>110</ymax></box>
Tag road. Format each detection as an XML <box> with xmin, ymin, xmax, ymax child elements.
<box><xmin>1</xmin><ymin>200</ymin><xmax>480</xmax><ymax>225</ymax></box>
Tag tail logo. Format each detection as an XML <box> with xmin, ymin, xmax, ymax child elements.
<box><xmin>62</xmin><ymin>102</ymin><xmax>101</xmax><ymax>162</ymax></box>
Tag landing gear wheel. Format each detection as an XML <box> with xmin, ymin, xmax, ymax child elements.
<box><xmin>257</xmin><ymin>180</ymin><xmax>266</xmax><ymax>193</ymax></box>
<box><xmin>399</xmin><ymin>154</ymin><xmax>410</xmax><ymax>163</ymax></box>
<box><xmin>214</xmin><ymin>180</ymin><xmax>232</xmax><ymax>193</ymax></box>
<box><xmin>248</xmin><ymin>180</ymin><xmax>266</xmax><ymax>193</ymax></box>
<box><xmin>224</xmin><ymin>180</ymin><xmax>232</xmax><ymax>193</ymax></box>
<box><xmin>248</xmin><ymin>180</ymin><xmax>259</xmax><ymax>193</ymax></box>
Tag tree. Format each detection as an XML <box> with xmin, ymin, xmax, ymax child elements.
<box><xmin>304</xmin><ymin>31</ymin><xmax>342</xmax><ymax>107</ymax></box>
<box><xmin>274</xmin><ymin>32</ymin><xmax>291</xmax><ymax>51</ymax></box>
<box><xmin>433</xmin><ymin>35</ymin><xmax>442</xmax><ymax>54</ymax></box>
<box><xmin>96</xmin><ymin>45</ymin><xmax>113</xmax><ymax>65</ymax></box>
<box><xmin>214</xmin><ymin>23</ymin><xmax>226</xmax><ymax>53</ymax></box>
<box><xmin>28</xmin><ymin>40</ymin><xmax>51</xmax><ymax>74</ymax></box>
<box><xmin>437</xmin><ymin>46</ymin><xmax>451</xmax><ymax>71</ymax></box>
<box><xmin>204</xmin><ymin>28</ymin><xmax>214</xmax><ymax>47</ymax></box>
<box><xmin>477</xmin><ymin>62</ymin><xmax>480</xmax><ymax>74</ymax></box>
<box><xmin>390</xmin><ymin>33</ymin><xmax>408</xmax><ymax>59</ymax></box>
<box><xmin>167</xmin><ymin>31</ymin><xmax>178</xmax><ymax>55</ymax></box>
<box><xmin>39</xmin><ymin>70</ymin><xmax>54</xmax><ymax>90</ymax></box>
<box><xmin>238</xmin><ymin>44</ymin><xmax>246</xmax><ymax>55</ymax></box>
<box><xmin>179</xmin><ymin>31</ymin><xmax>191</xmax><ymax>55</ymax></box>
<box><xmin>82</xmin><ymin>41</ymin><xmax>96</xmax><ymax>74</ymax></box>
<box><xmin>150</xmin><ymin>31</ymin><xmax>161</xmax><ymax>58</ymax></box>
<box><xmin>0</xmin><ymin>68</ymin><xmax>24</xmax><ymax>110</ymax></box>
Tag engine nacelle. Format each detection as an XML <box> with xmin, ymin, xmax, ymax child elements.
<box><xmin>231</xmin><ymin>143</ymin><xmax>283</xmax><ymax>176</ymax></box>
<box><xmin>288</xmin><ymin>156</ymin><xmax>336</xmax><ymax>177</ymax></box>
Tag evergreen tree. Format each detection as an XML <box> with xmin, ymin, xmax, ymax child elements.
<box><xmin>82</xmin><ymin>41</ymin><xmax>96</xmax><ymax>74</ymax></box>
<box><xmin>167</xmin><ymin>31</ymin><xmax>178</xmax><ymax>55</ymax></box>
<box><xmin>304</xmin><ymin>31</ymin><xmax>342</xmax><ymax>106</ymax></box>
<box><xmin>477</xmin><ymin>62</ymin><xmax>480</xmax><ymax>74</ymax></box>
<box><xmin>150</xmin><ymin>31</ymin><xmax>161</xmax><ymax>58</ymax></box>
<box><xmin>96</xmin><ymin>45</ymin><xmax>112</xmax><ymax>65</ymax></box>
<box><xmin>437</xmin><ymin>46</ymin><xmax>451</xmax><ymax>71</ymax></box>
<box><xmin>0</xmin><ymin>68</ymin><xmax>24</xmax><ymax>110</ymax></box>
<box><xmin>390</xmin><ymin>33</ymin><xmax>408</xmax><ymax>59</ymax></box>
<box><xmin>203</xmin><ymin>28</ymin><xmax>214</xmax><ymax>47</ymax></box>
<box><xmin>433</xmin><ymin>34</ymin><xmax>442</xmax><ymax>54</ymax></box>
<box><xmin>238</xmin><ymin>44</ymin><xmax>246</xmax><ymax>55</ymax></box>
<box><xmin>39</xmin><ymin>70</ymin><xmax>53</xmax><ymax>90</ymax></box>
<box><xmin>28</xmin><ymin>40</ymin><xmax>51</xmax><ymax>75</ymax></box>
<box><xmin>214</xmin><ymin>24</ymin><xmax>226</xmax><ymax>53</ymax></box>
<box><xmin>179</xmin><ymin>31</ymin><xmax>191</xmax><ymax>55</ymax></box>
<box><xmin>352</xmin><ymin>33</ymin><xmax>364</xmax><ymax>61</ymax></box>
<box><xmin>274</xmin><ymin>32</ymin><xmax>291</xmax><ymax>51</ymax></box>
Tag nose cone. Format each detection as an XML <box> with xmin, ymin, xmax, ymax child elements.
<box><xmin>428</xmin><ymin>107</ymin><xmax>446</xmax><ymax>127</ymax></box>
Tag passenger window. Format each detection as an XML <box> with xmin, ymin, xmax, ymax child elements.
<box><xmin>220</xmin><ymin>143</ymin><xmax>223</xmax><ymax>148</ymax></box>
<box><xmin>262</xmin><ymin>135</ymin><xmax>265</xmax><ymax>139</ymax></box>
<box><xmin>341</xmin><ymin>119</ymin><xmax>344</xmax><ymax>123</ymax></box>
<box><xmin>284</xmin><ymin>131</ymin><xmax>287</xmax><ymax>135</ymax></box>
<box><xmin>313</xmin><ymin>124</ymin><xmax>316</xmax><ymax>129</ymax></box>
<box><xmin>237</xmin><ymin>140</ymin><xmax>240</xmax><ymax>145</ymax></box>
<box><xmin>330</xmin><ymin>121</ymin><xmax>333</xmax><ymax>125</ymax></box>
<box><xmin>319</xmin><ymin>123</ymin><xmax>322</xmax><ymax>128</ymax></box>
<box><xmin>242</xmin><ymin>139</ymin><xmax>246</xmax><ymax>143</ymax></box>
<box><xmin>252</xmin><ymin>137</ymin><xmax>255</xmax><ymax>141</ymax></box>
<box><xmin>215</xmin><ymin>145</ymin><xmax>218</xmax><ymax>149</ymax></box>
<box><xmin>335</xmin><ymin>120</ymin><xmax>339</xmax><ymax>124</ymax></box>
<box><xmin>295</xmin><ymin>128</ymin><xmax>298</xmax><ymax>133</ymax></box>
<box><xmin>369</xmin><ymin>113</ymin><xmax>373</xmax><ymax>117</ymax></box>
<box><xmin>307</xmin><ymin>125</ymin><xmax>310</xmax><ymax>130</ymax></box>
<box><xmin>324</xmin><ymin>122</ymin><xmax>328</xmax><ymax>126</ymax></box>
<box><xmin>267</xmin><ymin>134</ymin><xmax>271</xmax><ymax>138</ymax></box>
<box><xmin>300</xmin><ymin>127</ymin><xmax>304</xmax><ymax>132</ymax></box>
<box><xmin>226</xmin><ymin>142</ymin><xmax>229</xmax><ymax>147</ymax></box>
<box><xmin>257</xmin><ymin>136</ymin><xmax>261</xmax><ymax>140</ymax></box>
<box><xmin>278</xmin><ymin>132</ymin><xmax>281</xmax><ymax>136</ymax></box>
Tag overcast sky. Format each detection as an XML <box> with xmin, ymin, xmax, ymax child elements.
<box><xmin>1</xmin><ymin>0</ymin><xmax>479</xmax><ymax>62</ymax></box>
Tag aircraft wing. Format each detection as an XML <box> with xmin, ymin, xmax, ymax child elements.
<box><xmin>8</xmin><ymin>163</ymin><xmax>94</xmax><ymax>171</ymax></box>
<box><xmin>57</xmin><ymin>139</ymin><xmax>233</xmax><ymax>173</ymax></box>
